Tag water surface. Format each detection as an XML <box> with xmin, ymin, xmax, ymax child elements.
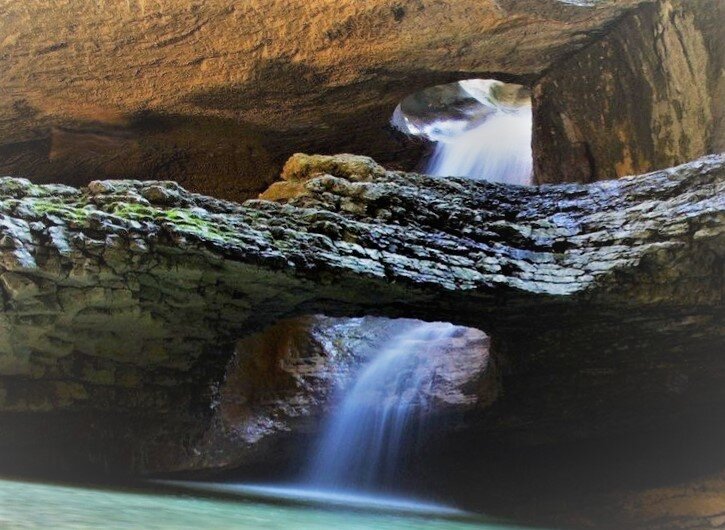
<box><xmin>0</xmin><ymin>477</ymin><xmax>545</xmax><ymax>530</ymax></box>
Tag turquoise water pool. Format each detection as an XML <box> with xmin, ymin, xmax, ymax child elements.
<box><xmin>0</xmin><ymin>477</ymin><xmax>544</xmax><ymax>530</ymax></box>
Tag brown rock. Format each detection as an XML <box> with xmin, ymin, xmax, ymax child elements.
<box><xmin>533</xmin><ymin>0</ymin><xmax>724</xmax><ymax>183</ymax></box>
<box><xmin>0</xmin><ymin>0</ymin><xmax>646</xmax><ymax>197</ymax></box>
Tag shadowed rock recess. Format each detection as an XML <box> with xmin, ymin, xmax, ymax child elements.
<box><xmin>533</xmin><ymin>0</ymin><xmax>724</xmax><ymax>184</ymax></box>
<box><xmin>0</xmin><ymin>152</ymin><xmax>722</xmax><ymax>480</ymax></box>
<box><xmin>0</xmin><ymin>0</ymin><xmax>693</xmax><ymax>199</ymax></box>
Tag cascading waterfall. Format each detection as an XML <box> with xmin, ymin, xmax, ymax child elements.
<box><xmin>163</xmin><ymin>322</ymin><xmax>468</xmax><ymax>515</ymax></box>
<box><xmin>297</xmin><ymin>81</ymin><xmax>532</xmax><ymax>496</ymax></box>
<box><xmin>167</xmin><ymin>79</ymin><xmax>526</xmax><ymax>515</ymax></box>
<box><xmin>392</xmin><ymin>78</ymin><xmax>533</xmax><ymax>185</ymax></box>
<box><xmin>305</xmin><ymin>322</ymin><xmax>459</xmax><ymax>492</ymax></box>
<box><xmin>425</xmin><ymin>107</ymin><xmax>533</xmax><ymax>185</ymax></box>
<box><xmin>424</xmin><ymin>81</ymin><xmax>533</xmax><ymax>185</ymax></box>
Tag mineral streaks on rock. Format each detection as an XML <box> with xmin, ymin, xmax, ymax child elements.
<box><xmin>0</xmin><ymin>152</ymin><xmax>722</xmax><ymax>470</ymax></box>
<box><xmin>533</xmin><ymin>0</ymin><xmax>724</xmax><ymax>184</ymax></box>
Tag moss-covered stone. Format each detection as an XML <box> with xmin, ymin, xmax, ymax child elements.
<box><xmin>0</xmin><ymin>152</ymin><xmax>721</xmax><ymax>479</ymax></box>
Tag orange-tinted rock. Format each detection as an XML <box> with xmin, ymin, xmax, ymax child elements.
<box><xmin>533</xmin><ymin>0</ymin><xmax>723</xmax><ymax>184</ymax></box>
<box><xmin>0</xmin><ymin>0</ymin><xmax>644</xmax><ymax>197</ymax></box>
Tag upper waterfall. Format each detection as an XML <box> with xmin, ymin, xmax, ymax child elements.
<box><xmin>424</xmin><ymin>106</ymin><xmax>533</xmax><ymax>185</ymax></box>
<box><xmin>392</xmin><ymin>78</ymin><xmax>533</xmax><ymax>185</ymax></box>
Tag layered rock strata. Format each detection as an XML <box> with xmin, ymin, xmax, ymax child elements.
<box><xmin>0</xmin><ymin>152</ymin><xmax>722</xmax><ymax>473</ymax></box>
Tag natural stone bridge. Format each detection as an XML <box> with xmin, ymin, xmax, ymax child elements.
<box><xmin>0</xmin><ymin>153</ymin><xmax>723</xmax><ymax>472</ymax></box>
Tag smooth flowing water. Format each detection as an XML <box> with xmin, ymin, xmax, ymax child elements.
<box><xmin>0</xmin><ymin>477</ymin><xmax>549</xmax><ymax>530</ymax></box>
<box><xmin>305</xmin><ymin>322</ymin><xmax>458</xmax><ymax>492</ymax></box>
<box><xmin>425</xmin><ymin>108</ymin><xmax>533</xmax><ymax>185</ymax></box>
<box><xmin>159</xmin><ymin>322</ymin><xmax>471</xmax><ymax>519</ymax></box>
<box><xmin>424</xmin><ymin>80</ymin><xmax>533</xmax><ymax>185</ymax></box>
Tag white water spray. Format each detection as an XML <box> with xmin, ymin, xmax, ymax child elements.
<box><xmin>305</xmin><ymin>322</ymin><xmax>459</xmax><ymax>492</ymax></box>
<box><xmin>157</xmin><ymin>322</ymin><xmax>468</xmax><ymax>515</ymax></box>
<box><xmin>393</xmin><ymin>78</ymin><xmax>533</xmax><ymax>185</ymax></box>
<box><xmin>424</xmin><ymin>81</ymin><xmax>533</xmax><ymax>185</ymax></box>
<box><xmin>425</xmin><ymin>107</ymin><xmax>533</xmax><ymax>185</ymax></box>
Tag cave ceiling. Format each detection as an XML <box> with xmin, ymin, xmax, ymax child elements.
<box><xmin>0</xmin><ymin>0</ymin><xmax>646</xmax><ymax>199</ymax></box>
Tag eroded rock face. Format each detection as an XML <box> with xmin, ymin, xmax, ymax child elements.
<box><xmin>0</xmin><ymin>0</ymin><xmax>647</xmax><ymax>197</ymax></box>
<box><xmin>0</xmin><ymin>152</ymin><xmax>721</xmax><ymax>475</ymax></box>
<box><xmin>188</xmin><ymin>316</ymin><xmax>493</xmax><ymax>472</ymax></box>
<box><xmin>2</xmin><ymin>1</ymin><xmax>722</xmax><ymax>196</ymax></box>
<box><xmin>533</xmin><ymin>0</ymin><xmax>724</xmax><ymax>183</ymax></box>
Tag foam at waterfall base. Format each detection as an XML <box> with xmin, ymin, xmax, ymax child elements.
<box><xmin>304</xmin><ymin>322</ymin><xmax>461</xmax><ymax>490</ymax></box>
<box><xmin>154</xmin><ymin>480</ymin><xmax>466</xmax><ymax>517</ymax></box>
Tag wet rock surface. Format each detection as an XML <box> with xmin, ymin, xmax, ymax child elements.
<box><xmin>0</xmin><ymin>151</ymin><xmax>721</xmax><ymax>476</ymax></box>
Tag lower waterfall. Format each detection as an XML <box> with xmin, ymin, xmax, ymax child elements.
<box><xmin>156</xmin><ymin>322</ymin><xmax>469</xmax><ymax>516</ymax></box>
<box><xmin>305</xmin><ymin>322</ymin><xmax>458</xmax><ymax>492</ymax></box>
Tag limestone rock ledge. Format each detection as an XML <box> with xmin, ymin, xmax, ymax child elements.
<box><xmin>0</xmin><ymin>152</ymin><xmax>722</xmax><ymax>475</ymax></box>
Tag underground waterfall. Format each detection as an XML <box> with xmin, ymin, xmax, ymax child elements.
<box><xmin>157</xmin><ymin>80</ymin><xmax>535</xmax><ymax>515</ymax></box>
<box><xmin>392</xmin><ymin>79</ymin><xmax>533</xmax><ymax>185</ymax></box>
<box><xmin>161</xmin><ymin>318</ymin><xmax>488</xmax><ymax>515</ymax></box>
<box><xmin>162</xmin><ymin>80</ymin><xmax>536</xmax><ymax>512</ymax></box>
<box><xmin>3</xmin><ymin>2</ymin><xmax>723</xmax><ymax>528</ymax></box>
<box><xmin>305</xmin><ymin>322</ymin><xmax>459</xmax><ymax>492</ymax></box>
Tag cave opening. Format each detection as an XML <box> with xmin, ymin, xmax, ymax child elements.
<box><xmin>391</xmin><ymin>79</ymin><xmax>533</xmax><ymax>185</ymax></box>
<box><xmin>0</xmin><ymin>0</ymin><xmax>723</xmax><ymax>526</ymax></box>
<box><xmin>179</xmin><ymin>315</ymin><xmax>495</xmax><ymax>514</ymax></box>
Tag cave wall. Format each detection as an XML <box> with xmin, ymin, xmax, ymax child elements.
<box><xmin>2</xmin><ymin>0</ymin><xmax>721</xmax><ymax>193</ymax></box>
<box><xmin>533</xmin><ymin>0</ymin><xmax>724</xmax><ymax>184</ymax></box>
<box><xmin>0</xmin><ymin>0</ymin><xmax>645</xmax><ymax>198</ymax></box>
